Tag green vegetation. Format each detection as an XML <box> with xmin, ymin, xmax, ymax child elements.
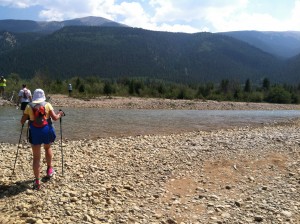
<box><xmin>4</xmin><ymin>74</ymin><xmax>300</xmax><ymax>104</ymax></box>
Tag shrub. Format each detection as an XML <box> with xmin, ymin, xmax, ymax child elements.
<box><xmin>265</xmin><ymin>86</ymin><xmax>291</xmax><ymax>104</ymax></box>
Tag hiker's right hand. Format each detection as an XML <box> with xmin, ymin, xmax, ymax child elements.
<box><xmin>58</xmin><ymin>111</ymin><xmax>64</xmax><ymax>118</ymax></box>
<box><xmin>59</xmin><ymin>109</ymin><xmax>66</xmax><ymax>116</ymax></box>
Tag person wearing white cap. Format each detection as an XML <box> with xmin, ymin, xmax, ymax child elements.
<box><xmin>20</xmin><ymin>88</ymin><xmax>64</xmax><ymax>190</ymax></box>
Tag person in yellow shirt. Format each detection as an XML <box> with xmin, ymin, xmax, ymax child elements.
<box><xmin>0</xmin><ymin>76</ymin><xmax>6</xmax><ymax>98</ymax></box>
<box><xmin>20</xmin><ymin>89</ymin><xmax>64</xmax><ymax>190</ymax></box>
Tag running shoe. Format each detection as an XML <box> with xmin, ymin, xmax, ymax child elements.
<box><xmin>33</xmin><ymin>178</ymin><xmax>41</xmax><ymax>190</ymax></box>
<box><xmin>46</xmin><ymin>166</ymin><xmax>55</xmax><ymax>177</ymax></box>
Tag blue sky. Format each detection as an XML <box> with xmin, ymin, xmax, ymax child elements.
<box><xmin>0</xmin><ymin>0</ymin><xmax>299</xmax><ymax>33</ymax></box>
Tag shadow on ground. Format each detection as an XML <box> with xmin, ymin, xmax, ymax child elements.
<box><xmin>0</xmin><ymin>179</ymin><xmax>32</xmax><ymax>198</ymax></box>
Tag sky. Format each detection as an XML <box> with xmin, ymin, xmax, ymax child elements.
<box><xmin>0</xmin><ymin>0</ymin><xmax>299</xmax><ymax>33</ymax></box>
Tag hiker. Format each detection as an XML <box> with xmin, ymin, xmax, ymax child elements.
<box><xmin>18</xmin><ymin>84</ymin><xmax>32</xmax><ymax>113</ymax></box>
<box><xmin>0</xmin><ymin>75</ymin><xmax>6</xmax><ymax>98</ymax></box>
<box><xmin>68</xmin><ymin>83</ymin><xmax>72</xmax><ymax>97</ymax></box>
<box><xmin>20</xmin><ymin>89</ymin><xmax>64</xmax><ymax>190</ymax></box>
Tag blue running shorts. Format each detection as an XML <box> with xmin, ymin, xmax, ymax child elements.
<box><xmin>29</xmin><ymin>124</ymin><xmax>56</xmax><ymax>145</ymax></box>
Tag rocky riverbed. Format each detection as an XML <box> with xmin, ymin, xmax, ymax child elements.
<box><xmin>0</xmin><ymin>96</ymin><xmax>300</xmax><ymax>223</ymax></box>
<box><xmin>3</xmin><ymin>95</ymin><xmax>300</xmax><ymax>110</ymax></box>
<box><xmin>49</xmin><ymin>95</ymin><xmax>300</xmax><ymax>110</ymax></box>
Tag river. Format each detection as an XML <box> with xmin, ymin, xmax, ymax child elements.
<box><xmin>0</xmin><ymin>106</ymin><xmax>300</xmax><ymax>143</ymax></box>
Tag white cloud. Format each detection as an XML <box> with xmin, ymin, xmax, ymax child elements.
<box><xmin>197</xmin><ymin>0</ymin><xmax>300</xmax><ymax>32</ymax></box>
<box><xmin>155</xmin><ymin>23</ymin><xmax>205</xmax><ymax>33</ymax></box>
<box><xmin>290</xmin><ymin>0</ymin><xmax>300</xmax><ymax>30</ymax></box>
<box><xmin>113</xmin><ymin>1</ymin><xmax>202</xmax><ymax>33</ymax></box>
<box><xmin>214</xmin><ymin>12</ymin><xmax>284</xmax><ymax>32</ymax></box>
<box><xmin>38</xmin><ymin>0</ymin><xmax>98</xmax><ymax>21</ymax></box>
<box><xmin>86</xmin><ymin>0</ymin><xmax>119</xmax><ymax>21</ymax></box>
<box><xmin>113</xmin><ymin>2</ymin><xmax>150</xmax><ymax>25</ymax></box>
<box><xmin>145</xmin><ymin>0</ymin><xmax>251</xmax><ymax>32</ymax></box>
<box><xmin>1</xmin><ymin>0</ymin><xmax>300</xmax><ymax>32</ymax></box>
<box><xmin>0</xmin><ymin>0</ymin><xmax>38</xmax><ymax>8</ymax></box>
<box><xmin>149</xmin><ymin>0</ymin><xmax>177</xmax><ymax>22</ymax></box>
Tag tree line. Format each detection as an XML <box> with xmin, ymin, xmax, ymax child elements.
<box><xmin>4</xmin><ymin>73</ymin><xmax>300</xmax><ymax>104</ymax></box>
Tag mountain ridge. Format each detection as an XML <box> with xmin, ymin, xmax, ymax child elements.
<box><xmin>0</xmin><ymin>17</ymin><xmax>300</xmax><ymax>84</ymax></box>
<box><xmin>0</xmin><ymin>26</ymin><xmax>285</xmax><ymax>83</ymax></box>
<box><xmin>0</xmin><ymin>16</ymin><xmax>127</xmax><ymax>33</ymax></box>
<box><xmin>220</xmin><ymin>30</ymin><xmax>300</xmax><ymax>58</ymax></box>
<box><xmin>1</xmin><ymin>17</ymin><xmax>300</xmax><ymax>59</ymax></box>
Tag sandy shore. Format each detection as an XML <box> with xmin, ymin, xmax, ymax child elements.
<box><xmin>0</xmin><ymin>96</ymin><xmax>300</xmax><ymax>223</ymax></box>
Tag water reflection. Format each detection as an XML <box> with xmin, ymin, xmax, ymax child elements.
<box><xmin>1</xmin><ymin>106</ymin><xmax>300</xmax><ymax>143</ymax></box>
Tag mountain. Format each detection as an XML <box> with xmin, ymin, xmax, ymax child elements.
<box><xmin>1</xmin><ymin>17</ymin><xmax>300</xmax><ymax>84</ymax></box>
<box><xmin>0</xmin><ymin>16</ymin><xmax>127</xmax><ymax>33</ymax></box>
<box><xmin>0</xmin><ymin>26</ymin><xmax>284</xmax><ymax>83</ymax></box>
<box><xmin>285</xmin><ymin>54</ymin><xmax>300</xmax><ymax>83</ymax></box>
<box><xmin>220</xmin><ymin>31</ymin><xmax>300</xmax><ymax>58</ymax></box>
<box><xmin>2</xmin><ymin>17</ymin><xmax>300</xmax><ymax>59</ymax></box>
<box><xmin>0</xmin><ymin>31</ymin><xmax>45</xmax><ymax>55</ymax></box>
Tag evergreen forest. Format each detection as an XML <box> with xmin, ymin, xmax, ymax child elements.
<box><xmin>4</xmin><ymin>73</ymin><xmax>300</xmax><ymax>104</ymax></box>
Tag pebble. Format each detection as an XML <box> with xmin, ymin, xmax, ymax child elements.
<box><xmin>0</xmin><ymin>102</ymin><xmax>300</xmax><ymax>223</ymax></box>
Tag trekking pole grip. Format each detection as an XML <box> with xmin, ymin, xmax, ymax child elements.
<box><xmin>59</xmin><ymin>109</ymin><xmax>66</xmax><ymax>116</ymax></box>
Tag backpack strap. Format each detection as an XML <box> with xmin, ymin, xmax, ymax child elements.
<box><xmin>29</xmin><ymin>101</ymin><xmax>47</xmax><ymax>108</ymax></box>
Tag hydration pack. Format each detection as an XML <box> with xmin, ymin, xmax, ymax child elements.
<box><xmin>29</xmin><ymin>102</ymin><xmax>48</xmax><ymax>128</ymax></box>
<box><xmin>23</xmin><ymin>89</ymin><xmax>28</xmax><ymax>99</ymax></box>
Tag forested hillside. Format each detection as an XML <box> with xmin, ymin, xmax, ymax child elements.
<box><xmin>0</xmin><ymin>31</ymin><xmax>45</xmax><ymax>54</ymax></box>
<box><xmin>0</xmin><ymin>26</ymin><xmax>284</xmax><ymax>84</ymax></box>
<box><xmin>285</xmin><ymin>54</ymin><xmax>300</xmax><ymax>83</ymax></box>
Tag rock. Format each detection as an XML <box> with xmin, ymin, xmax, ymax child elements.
<box><xmin>234</xmin><ymin>201</ymin><xmax>242</xmax><ymax>207</ymax></box>
<box><xmin>281</xmin><ymin>210</ymin><xmax>292</xmax><ymax>217</ymax></box>
<box><xmin>83</xmin><ymin>214</ymin><xmax>92</xmax><ymax>222</ymax></box>
<box><xmin>254</xmin><ymin>216</ymin><xmax>264</xmax><ymax>222</ymax></box>
<box><xmin>221</xmin><ymin>212</ymin><xmax>231</xmax><ymax>218</ymax></box>
<box><xmin>248</xmin><ymin>176</ymin><xmax>255</xmax><ymax>182</ymax></box>
<box><xmin>0</xmin><ymin>118</ymin><xmax>300</xmax><ymax>224</ymax></box>
<box><xmin>25</xmin><ymin>218</ymin><xmax>37</xmax><ymax>224</ymax></box>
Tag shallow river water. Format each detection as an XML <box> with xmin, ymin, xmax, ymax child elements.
<box><xmin>1</xmin><ymin>106</ymin><xmax>300</xmax><ymax>143</ymax></box>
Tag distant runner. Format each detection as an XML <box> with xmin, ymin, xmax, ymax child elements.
<box><xmin>68</xmin><ymin>83</ymin><xmax>72</xmax><ymax>97</ymax></box>
<box><xmin>18</xmin><ymin>84</ymin><xmax>32</xmax><ymax>113</ymax></box>
<box><xmin>0</xmin><ymin>76</ymin><xmax>6</xmax><ymax>98</ymax></box>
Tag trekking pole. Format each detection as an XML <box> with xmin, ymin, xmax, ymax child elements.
<box><xmin>59</xmin><ymin>110</ymin><xmax>66</xmax><ymax>176</ymax></box>
<box><xmin>12</xmin><ymin>124</ymin><xmax>24</xmax><ymax>175</ymax></box>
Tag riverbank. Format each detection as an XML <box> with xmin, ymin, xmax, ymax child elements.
<box><xmin>1</xmin><ymin>119</ymin><xmax>300</xmax><ymax>223</ymax></box>
<box><xmin>49</xmin><ymin>95</ymin><xmax>300</xmax><ymax>110</ymax></box>
<box><xmin>2</xmin><ymin>95</ymin><xmax>300</xmax><ymax>110</ymax></box>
